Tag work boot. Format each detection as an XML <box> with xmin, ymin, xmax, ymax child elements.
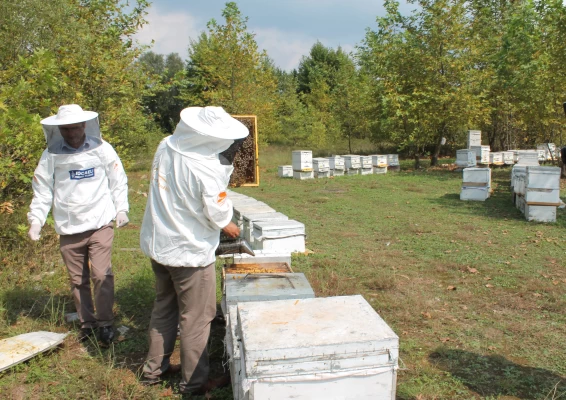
<box><xmin>78</xmin><ymin>327</ymin><xmax>96</xmax><ymax>343</ymax></box>
<box><xmin>98</xmin><ymin>326</ymin><xmax>114</xmax><ymax>346</ymax></box>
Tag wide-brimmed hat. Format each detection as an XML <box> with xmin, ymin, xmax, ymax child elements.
<box><xmin>179</xmin><ymin>106</ymin><xmax>248</xmax><ymax>140</ymax></box>
<box><xmin>41</xmin><ymin>104</ymin><xmax>98</xmax><ymax>126</ymax></box>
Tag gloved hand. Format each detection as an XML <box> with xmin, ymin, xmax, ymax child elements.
<box><xmin>116</xmin><ymin>211</ymin><xmax>129</xmax><ymax>228</ymax></box>
<box><xmin>28</xmin><ymin>223</ymin><xmax>41</xmax><ymax>241</ymax></box>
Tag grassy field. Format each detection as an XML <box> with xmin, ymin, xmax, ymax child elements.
<box><xmin>0</xmin><ymin>146</ymin><xmax>565</xmax><ymax>399</ymax></box>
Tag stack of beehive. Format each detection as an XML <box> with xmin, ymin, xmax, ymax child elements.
<box><xmin>514</xmin><ymin>166</ymin><xmax>561</xmax><ymax>222</ymax></box>
<box><xmin>460</xmin><ymin>167</ymin><xmax>491</xmax><ymax>201</ymax></box>
<box><xmin>327</xmin><ymin>155</ymin><xmax>345</xmax><ymax>176</ymax></box>
<box><xmin>371</xmin><ymin>154</ymin><xmax>388</xmax><ymax>174</ymax></box>
<box><xmin>467</xmin><ymin>130</ymin><xmax>482</xmax><ymax>148</ymax></box>
<box><xmin>292</xmin><ymin>150</ymin><xmax>314</xmax><ymax>180</ymax></box>
<box><xmin>223</xmin><ymin>191</ymin><xmax>399</xmax><ymax>400</ymax></box>
<box><xmin>360</xmin><ymin>155</ymin><xmax>373</xmax><ymax>175</ymax></box>
<box><xmin>313</xmin><ymin>157</ymin><xmax>330</xmax><ymax>178</ymax></box>
<box><xmin>343</xmin><ymin>155</ymin><xmax>361</xmax><ymax>175</ymax></box>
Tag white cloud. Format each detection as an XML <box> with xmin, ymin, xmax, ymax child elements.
<box><xmin>134</xmin><ymin>5</ymin><xmax>202</xmax><ymax>58</ymax></box>
<box><xmin>252</xmin><ymin>27</ymin><xmax>314</xmax><ymax>71</ymax></box>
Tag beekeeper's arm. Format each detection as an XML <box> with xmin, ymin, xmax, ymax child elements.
<box><xmin>103</xmin><ymin>144</ymin><xmax>129</xmax><ymax>227</ymax></box>
<box><xmin>27</xmin><ymin>150</ymin><xmax>54</xmax><ymax>240</ymax></box>
<box><xmin>201</xmin><ymin>184</ymin><xmax>240</xmax><ymax>238</ymax></box>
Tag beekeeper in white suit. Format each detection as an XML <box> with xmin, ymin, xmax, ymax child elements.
<box><xmin>27</xmin><ymin>104</ymin><xmax>129</xmax><ymax>346</ymax></box>
<box><xmin>140</xmin><ymin>106</ymin><xmax>247</xmax><ymax>395</ymax></box>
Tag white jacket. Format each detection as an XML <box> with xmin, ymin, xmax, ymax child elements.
<box><xmin>140</xmin><ymin>127</ymin><xmax>235</xmax><ymax>267</ymax></box>
<box><xmin>28</xmin><ymin>141</ymin><xmax>129</xmax><ymax>235</ymax></box>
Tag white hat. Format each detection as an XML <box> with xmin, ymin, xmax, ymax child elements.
<box><xmin>41</xmin><ymin>104</ymin><xmax>98</xmax><ymax>126</ymax></box>
<box><xmin>179</xmin><ymin>106</ymin><xmax>248</xmax><ymax>139</ymax></box>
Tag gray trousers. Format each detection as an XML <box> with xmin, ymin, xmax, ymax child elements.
<box><xmin>59</xmin><ymin>223</ymin><xmax>115</xmax><ymax>329</ymax></box>
<box><xmin>143</xmin><ymin>260</ymin><xmax>216</xmax><ymax>392</ymax></box>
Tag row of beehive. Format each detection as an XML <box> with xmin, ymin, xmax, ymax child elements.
<box><xmin>456</xmin><ymin>148</ymin><xmax>542</xmax><ymax>168</ymax></box>
<box><xmin>511</xmin><ymin>166</ymin><xmax>561</xmax><ymax>222</ymax></box>
<box><xmin>279</xmin><ymin>151</ymin><xmax>400</xmax><ymax>179</ymax></box>
<box><xmin>223</xmin><ymin>190</ymin><xmax>399</xmax><ymax>400</ymax></box>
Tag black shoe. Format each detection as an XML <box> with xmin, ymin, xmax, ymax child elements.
<box><xmin>78</xmin><ymin>327</ymin><xmax>96</xmax><ymax>343</ymax></box>
<box><xmin>98</xmin><ymin>326</ymin><xmax>114</xmax><ymax>346</ymax></box>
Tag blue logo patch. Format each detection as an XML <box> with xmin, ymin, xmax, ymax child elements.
<box><xmin>69</xmin><ymin>168</ymin><xmax>95</xmax><ymax>180</ymax></box>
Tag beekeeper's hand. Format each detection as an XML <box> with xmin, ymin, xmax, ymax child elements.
<box><xmin>222</xmin><ymin>222</ymin><xmax>240</xmax><ymax>238</ymax></box>
<box><xmin>28</xmin><ymin>223</ymin><xmax>41</xmax><ymax>241</ymax></box>
<box><xmin>116</xmin><ymin>211</ymin><xmax>129</xmax><ymax>228</ymax></box>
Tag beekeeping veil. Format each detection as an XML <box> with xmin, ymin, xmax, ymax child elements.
<box><xmin>40</xmin><ymin>104</ymin><xmax>102</xmax><ymax>154</ymax></box>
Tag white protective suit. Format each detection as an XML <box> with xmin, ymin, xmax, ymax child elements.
<box><xmin>27</xmin><ymin>117</ymin><xmax>129</xmax><ymax>235</ymax></box>
<box><xmin>140</xmin><ymin>110</ymin><xmax>248</xmax><ymax>267</ymax></box>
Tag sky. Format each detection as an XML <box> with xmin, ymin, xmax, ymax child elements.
<box><xmin>134</xmin><ymin>0</ymin><xmax>414</xmax><ymax>71</ymax></box>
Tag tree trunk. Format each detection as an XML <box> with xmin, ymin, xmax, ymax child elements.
<box><xmin>430</xmin><ymin>131</ymin><xmax>444</xmax><ymax>166</ymax></box>
<box><xmin>348</xmin><ymin>131</ymin><xmax>352</xmax><ymax>154</ymax></box>
<box><xmin>414</xmin><ymin>154</ymin><xmax>420</xmax><ymax>169</ymax></box>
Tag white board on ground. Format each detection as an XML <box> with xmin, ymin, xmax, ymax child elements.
<box><xmin>0</xmin><ymin>331</ymin><xmax>68</xmax><ymax>372</ymax></box>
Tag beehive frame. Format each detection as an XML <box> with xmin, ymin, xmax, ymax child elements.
<box><xmin>231</xmin><ymin>115</ymin><xmax>259</xmax><ymax>187</ymax></box>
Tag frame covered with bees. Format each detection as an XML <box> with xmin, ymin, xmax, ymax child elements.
<box><xmin>230</xmin><ymin>115</ymin><xmax>259</xmax><ymax>187</ymax></box>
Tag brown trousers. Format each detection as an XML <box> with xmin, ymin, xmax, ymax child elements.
<box><xmin>59</xmin><ymin>224</ymin><xmax>115</xmax><ymax>329</ymax></box>
<box><xmin>143</xmin><ymin>260</ymin><xmax>216</xmax><ymax>393</ymax></box>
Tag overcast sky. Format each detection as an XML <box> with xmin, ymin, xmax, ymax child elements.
<box><xmin>134</xmin><ymin>0</ymin><xmax>414</xmax><ymax>71</ymax></box>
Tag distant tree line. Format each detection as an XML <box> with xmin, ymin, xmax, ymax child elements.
<box><xmin>2</xmin><ymin>0</ymin><xmax>566</xmax><ymax>204</ymax></box>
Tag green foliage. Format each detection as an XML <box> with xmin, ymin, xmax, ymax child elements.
<box><xmin>0</xmin><ymin>0</ymin><xmax>158</xmax><ymax>203</ymax></box>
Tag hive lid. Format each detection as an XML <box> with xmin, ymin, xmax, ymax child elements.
<box><xmin>225</xmin><ymin>273</ymin><xmax>314</xmax><ymax>305</ymax></box>
<box><xmin>253</xmin><ymin>220</ymin><xmax>305</xmax><ymax>237</ymax></box>
<box><xmin>233</xmin><ymin>204</ymin><xmax>275</xmax><ymax>219</ymax></box>
<box><xmin>242</xmin><ymin>212</ymin><xmax>288</xmax><ymax>223</ymax></box>
<box><xmin>237</xmin><ymin>295</ymin><xmax>398</xmax><ymax>374</ymax></box>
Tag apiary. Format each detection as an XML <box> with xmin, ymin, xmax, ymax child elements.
<box><xmin>516</xmin><ymin>150</ymin><xmax>539</xmax><ymax>166</ymax></box>
<box><xmin>252</xmin><ymin>220</ymin><xmax>306</xmax><ymax>253</ymax></box>
<box><xmin>278</xmin><ymin>165</ymin><xmax>293</xmax><ymax>178</ymax></box>
<box><xmin>292</xmin><ymin>150</ymin><xmax>313</xmax><ymax>171</ymax></box>
<box><xmin>470</xmin><ymin>145</ymin><xmax>490</xmax><ymax>164</ymax></box>
<box><xmin>467</xmin><ymin>130</ymin><xmax>482</xmax><ymax>148</ymax></box>
<box><xmin>489</xmin><ymin>152</ymin><xmax>504</xmax><ymax>166</ymax></box>
<box><xmin>455</xmin><ymin>149</ymin><xmax>477</xmax><ymax>168</ymax></box>
<box><xmin>502</xmin><ymin>151</ymin><xmax>514</xmax><ymax>165</ymax></box>
<box><xmin>242</xmin><ymin>212</ymin><xmax>289</xmax><ymax>244</ymax></box>
<box><xmin>293</xmin><ymin>170</ymin><xmax>314</xmax><ymax>180</ymax></box>
<box><xmin>235</xmin><ymin>295</ymin><xmax>399</xmax><ymax>400</ymax></box>
<box><xmin>372</xmin><ymin>155</ymin><xmax>388</xmax><ymax>168</ymax></box>
<box><xmin>460</xmin><ymin>167</ymin><xmax>491</xmax><ymax>201</ymax></box>
<box><xmin>343</xmin><ymin>155</ymin><xmax>361</xmax><ymax>169</ymax></box>
<box><xmin>233</xmin><ymin>203</ymin><xmax>275</xmax><ymax>230</ymax></box>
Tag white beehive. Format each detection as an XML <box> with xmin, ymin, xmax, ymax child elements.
<box><xmin>231</xmin><ymin>250</ymin><xmax>292</xmax><ymax>266</ymax></box>
<box><xmin>252</xmin><ymin>220</ymin><xmax>306</xmax><ymax>253</ymax></box>
<box><xmin>537</xmin><ymin>148</ymin><xmax>547</xmax><ymax>162</ymax></box>
<box><xmin>292</xmin><ymin>150</ymin><xmax>313</xmax><ymax>171</ymax></box>
<box><xmin>373</xmin><ymin>166</ymin><xmax>388</xmax><ymax>174</ymax></box>
<box><xmin>386</xmin><ymin>154</ymin><xmax>400</xmax><ymax>166</ymax></box>
<box><xmin>233</xmin><ymin>203</ymin><xmax>276</xmax><ymax>230</ymax></box>
<box><xmin>313</xmin><ymin>158</ymin><xmax>330</xmax><ymax>172</ymax></box>
<box><xmin>524</xmin><ymin>204</ymin><xmax>557</xmax><ymax>222</ymax></box>
<box><xmin>314</xmin><ymin>171</ymin><xmax>330</xmax><ymax>178</ymax></box>
<box><xmin>455</xmin><ymin>149</ymin><xmax>477</xmax><ymax>168</ymax></box>
<box><xmin>470</xmin><ymin>145</ymin><xmax>490</xmax><ymax>164</ymax></box>
<box><xmin>230</xmin><ymin>198</ymin><xmax>262</xmax><ymax>209</ymax></box>
<box><xmin>511</xmin><ymin>165</ymin><xmax>526</xmax><ymax>189</ymax></box>
<box><xmin>327</xmin><ymin>156</ymin><xmax>345</xmax><ymax>170</ymax></box>
<box><xmin>467</xmin><ymin>130</ymin><xmax>482</xmax><ymax>148</ymax></box>
<box><xmin>293</xmin><ymin>170</ymin><xmax>314</xmax><ymax>180</ymax></box>
<box><xmin>524</xmin><ymin>166</ymin><xmax>561</xmax><ymax>205</ymax></box>
<box><xmin>461</xmin><ymin>167</ymin><xmax>491</xmax><ymax>201</ymax></box>
<box><xmin>371</xmin><ymin>155</ymin><xmax>388</xmax><ymax>167</ymax></box>
<box><xmin>278</xmin><ymin>165</ymin><xmax>293</xmax><ymax>178</ymax></box>
<box><xmin>360</xmin><ymin>168</ymin><xmax>373</xmax><ymax>175</ymax></box>
<box><xmin>331</xmin><ymin>169</ymin><xmax>344</xmax><ymax>177</ymax></box>
<box><xmin>343</xmin><ymin>155</ymin><xmax>361</xmax><ymax>169</ymax></box>
<box><xmin>242</xmin><ymin>212</ymin><xmax>289</xmax><ymax>244</ymax></box>
<box><xmin>516</xmin><ymin>150</ymin><xmax>539</xmax><ymax>166</ymax></box>
<box><xmin>510</xmin><ymin>150</ymin><xmax>520</xmax><ymax>163</ymax></box>
<box><xmin>235</xmin><ymin>295</ymin><xmax>399</xmax><ymax>400</ymax></box>
<box><xmin>502</xmin><ymin>151</ymin><xmax>514</xmax><ymax>165</ymax></box>
<box><xmin>489</xmin><ymin>152</ymin><xmax>504</xmax><ymax>166</ymax></box>
<box><xmin>361</xmin><ymin>156</ymin><xmax>372</xmax><ymax>169</ymax></box>
<box><xmin>345</xmin><ymin>168</ymin><xmax>360</xmax><ymax>175</ymax></box>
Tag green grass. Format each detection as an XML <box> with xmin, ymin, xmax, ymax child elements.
<box><xmin>0</xmin><ymin>146</ymin><xmax>565</xmax><ymax>399</ymax></box>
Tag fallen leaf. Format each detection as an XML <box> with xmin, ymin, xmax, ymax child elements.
<box><xmin>533</xmin><ymin>293</ymin><xmax>542</xmax><ymax>297</ymax></box>
<box><xmin>160</xmin><ymin>388</ymin><xmax>174</xmax><ymax>397</ymax></box>
<box><xmin>485</xmin><ymin>284</ymin><xmax>494</xmax><ymax>288</ymax></box>
<box><xmin>421</xmin><ymin>312</ymin><xmax>432</xmax><ymax>319</ymax></box>
<box><xmin>467</xmin><ymin>267</ymin><xmax>478</xmax><ymax>274</ymax></box>
<box><xmin>440</xmin><ymin>337</ymin><xmax>451</xmax><ymax>343</ymax></box>
<box><xmin>488</xmin><ymin>346</ymin><xmax>496</xmax><ymax>351</ymax></box>
<box><xmin>447</xmin><ymin>286</ymin><xmax>457</xmax><ymax>291</ymax></box>
<box><xmin>484</xmin><ymin>277</ymin><xmax>492</xmax><ymax>281</ymax></box>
